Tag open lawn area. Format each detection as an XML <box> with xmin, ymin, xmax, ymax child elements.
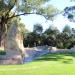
<box><xmin>0</xmin><ymin>53</ymin><xmax>75</xmax><ymax>75</ymax></box>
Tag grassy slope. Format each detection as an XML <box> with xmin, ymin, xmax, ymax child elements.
<box><xmin>0</xmin><ymin>53</ymin><xmax>75</xmax><ymax>75</ymax></box>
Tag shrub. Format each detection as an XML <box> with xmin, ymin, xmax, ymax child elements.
<box><xmin>0</xmin><ymin>51</ymin><xmax>6</xmax><ymax>55</ymax></box>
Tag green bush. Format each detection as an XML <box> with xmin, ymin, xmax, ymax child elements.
<box><xmin>56</xmin><ymin>42</ymin><xmax>64</xmax><ymax>49</ymax></box>
<box><xmin>0</xmin><ymin>51</ymin><xmax>6</xmax><ymax>55</ymax></box>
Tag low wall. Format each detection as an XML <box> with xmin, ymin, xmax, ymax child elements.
<box><xmin>0</xmin><ymin>55</ymin><xmax>22</xmax><ymax>64</ymax></box>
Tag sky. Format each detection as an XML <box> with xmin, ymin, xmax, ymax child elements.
<box><xmin>20</xmin><ymin>0</ymin><xmax>75</xmax><ymax>32</ymax></box>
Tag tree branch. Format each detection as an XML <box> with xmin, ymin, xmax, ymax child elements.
<box><xmin>7</xmin><ymin>11</ymin><xmax>63</xmax><ymax>20</ymax></box>
<box><xmin>5</xmin><ymin>0</ymin><xmax>17</xmax><ymax>18</ymax></box>
<box><xmin>8</xmin><ymin>13</ymin><xmax>35</xmax><ymax>19</ymax></box>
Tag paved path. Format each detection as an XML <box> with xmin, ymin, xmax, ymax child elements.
<box><xmin>23</xmin><ymin>49</ymin><xmax>50</xmax><ymax>63</ymax></box>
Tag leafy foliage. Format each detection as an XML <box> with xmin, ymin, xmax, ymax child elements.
<box><xmin>23</xmin><ymin>25</ymin><xmax>75</xmax><ymax>49</ymax></box>
<box><xmin>33</xmin><ymin>23</ymin><xmax>43</xmax><ymax>35</ymax></box>
<box><xmin>0</xmin><ymin>51</ymin><xmax>6</xmax><ymax>55</ymax></box>
<box><xmin>62</xmin><ymin>25</ymin><xmax>72</xmax><ymax>36</ymax></box>
<box><xmin>64</xmin><ymin>6</ymin><xmax>75</xmax><ymax>22</ymax></box>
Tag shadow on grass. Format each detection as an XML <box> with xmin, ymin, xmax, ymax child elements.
<box><xmin>35</xmin><ymin>53</ymin><xmax>75</xmax><ymax>64</ymax></box>
<box><xmin>25</xmin><ymin>49</ymin><xmax>75</xmax><ymax>64</ymax></box>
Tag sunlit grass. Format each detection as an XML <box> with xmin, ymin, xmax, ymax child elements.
<box><xmin>0</xmin><ymin>53</ymin><xmax>75</xmax><ymax>75</ymax></box>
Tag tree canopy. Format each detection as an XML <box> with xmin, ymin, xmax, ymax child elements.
<box><xmin>62</xmin><ymin>25</ymin><xmax>72</xmax><ymax>36</ymax></box>
<box><xmin>0</xmin><ymin>0</ymin><xmax>58</xmax><ymax>20</ymax></box>
<box><xmin>63</xmin><ymin>5</ymin><xmax>75</xmax><ymax>22</ymax></box>
<box><xmin>0</xmin><ymin>0</ymin><xmax>58</xmax><ymax>33</ymax></box>
<box><xmin>33</xmin><ymin>23</ymin><xmax>43</xmax><ymax>35</ymax></box>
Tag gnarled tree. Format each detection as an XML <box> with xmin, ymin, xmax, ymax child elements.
<box><xmin>0</xmin><ymin>0</ymin><xmax>58</xmax><ymax>64</ymax></box>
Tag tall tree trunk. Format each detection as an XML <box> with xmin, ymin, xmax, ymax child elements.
<box><xmin>0</xmin><ymin>27</ymin><xmax>5</xmax><ymax>47</ymax></box>
<box><xmin>0</xmin><ymin>16</ymin><xmax>26</xmax><ymax>64</ymax></box>
<box><xmin>4</xmin><ymin>24</ymin><xmax>25</xmax><ymax>64</ymax></box>
<box><xmin>0</xmin><ymin>33</ymin><xmax>2</xmax><ymax>46</ymax></box>
<box><xmin>0</xmin><ymin>16</ymin><xmax>6</xmax><ymax>47</ymax></box>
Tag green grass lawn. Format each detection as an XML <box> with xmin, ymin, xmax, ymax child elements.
<box><xmin>0</xmin><ymin>53</ymin><xmax>75</xmax><ymax>75</ymax></box>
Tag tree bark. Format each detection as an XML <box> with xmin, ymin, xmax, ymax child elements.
<box><xmin>3</xmin><ymin>24</ymin><xmax>25</xmax><ymax>64</ymax></box>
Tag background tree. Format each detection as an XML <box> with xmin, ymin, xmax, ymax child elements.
<box><xmin>56</xmin><ymin>25</ymin><xmax>75</xmax><ymax>49</ymax></box>
<box><xmin>33</xmin><ymin>23</ymin><xmax>43</xmax><ymax>35</ymax></box>
<box><xmin>44</xmin><ymin>26</ymin><xmax>60</xmax><ymax>46</ymax></box>
<box><xmin>62</xmin><ymin>25</ymin><xmax>72</xmax><ymax>36</ymax></box>
<box><xmin>23</xmin><ymin>24</ymin><xmax>75</xmax><ymax>49</ymax></box>
<box><xmin>24</xmin><ymin>24</ymin><xmax>43</xmax><ymax>47</ymax></box>
<box><xmin>63</xmin><ymin>4</ymin><xmax>75</xmax><ymax>48</ymax></box>
<box><xmin>56</xmin><ymin>33</ymin><xmax>70</xmax><ymax>49</ymax></box>
<box><xmin>63</xmin><ymin>6</ymin><xmax>75</xmax><ymax>22</ymax></box>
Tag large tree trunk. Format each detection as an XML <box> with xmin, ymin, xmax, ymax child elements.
<box><xmin>0</xmin><ymin>33</ymin><xmax>2</xmax><ymax>47</ymax></box>
<box><xmin>3</xmin><ymin>24</ymin><xmax>25</xmax><ymax>64</ymax></box>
